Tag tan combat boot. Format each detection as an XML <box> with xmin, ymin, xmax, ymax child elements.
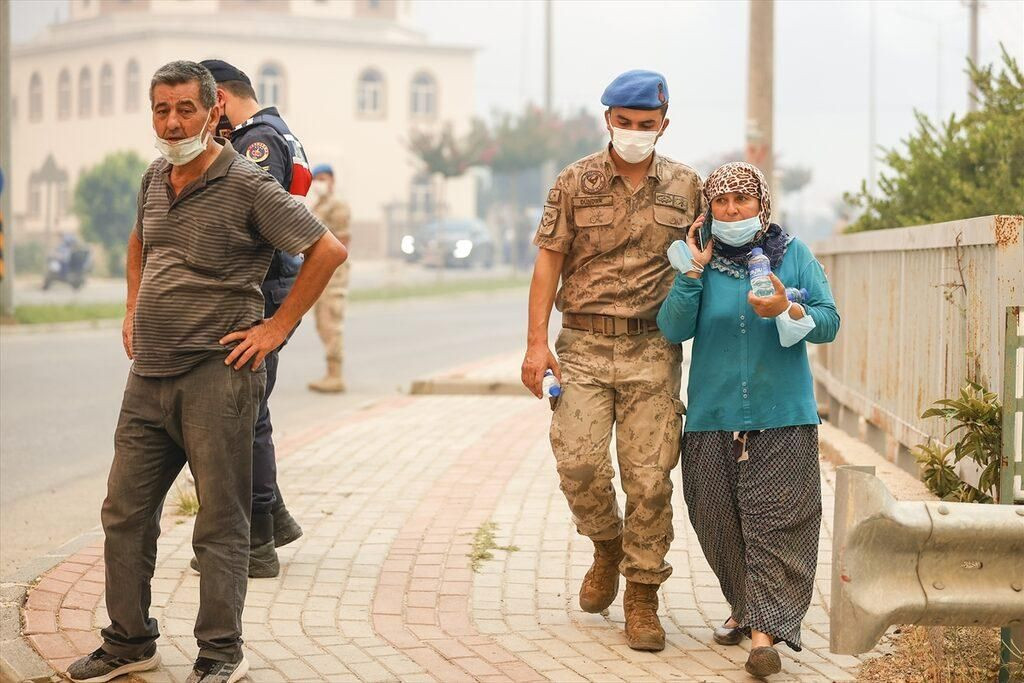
<box><xmin>308</xmin><ymin>360</ymin><xmax>346</xmax><ymax>393</ymax></box>
<box><xmin>623</xmin><ymin>581</ymin><xmax>665</xmax><ymax>651</ymax></box>
<box><xmin>579</xmin><ymin>535</ymin><xmax>624</xmax><ymax>613</ymax></box>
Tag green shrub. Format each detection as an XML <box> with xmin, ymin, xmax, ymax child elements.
<box><xmin>914</xmin><ymin>382</ymin><xmax>1002</xmax><ymax>503</ymax></box>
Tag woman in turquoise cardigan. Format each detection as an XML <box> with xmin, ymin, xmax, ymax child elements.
<box><xmin>656</xmin><ymin>162</ymin><xmax>839</xmax><ymax>679</ymax></box>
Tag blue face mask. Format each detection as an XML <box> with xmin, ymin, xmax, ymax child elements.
<box><xmin>711</xmin><ymin>216</ymin><xmax>761</xmax><ymax>247</ymax></box>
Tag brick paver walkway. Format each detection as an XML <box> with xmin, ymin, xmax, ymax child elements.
<box><xmin>19</xmin><ymin>395</ymin><xmax>870</xmax><ymax>682</ymax></box>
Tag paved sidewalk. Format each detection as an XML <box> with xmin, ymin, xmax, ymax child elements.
<box><xmin>17</xmin><ymin>393</ymin><xmax>872</xmax><ymax>682</ymax></box>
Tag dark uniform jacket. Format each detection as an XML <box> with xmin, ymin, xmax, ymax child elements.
<box><xmin>229</xmin><ymin>106</ymin><xmax>304</xmax><ymax>318</ymax></box>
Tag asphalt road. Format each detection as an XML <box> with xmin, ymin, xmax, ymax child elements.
<box><xmin>0</xmin><ymin>288</ymin><xmax>543</xmax><ymax>578</ymax></box>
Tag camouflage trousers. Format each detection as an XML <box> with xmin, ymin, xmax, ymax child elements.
<box><xmin>551</xmin><ymin>328</ymin><xmax>684</xmax><ymax>585</ymax></box>
<box><xmin>314</xmin><ymin>264</ymin><xmax>349</xmax><ymax>364</ymax></box>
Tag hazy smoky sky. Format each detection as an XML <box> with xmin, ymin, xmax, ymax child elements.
<box><xmin>11</xmin><ymin>0</ymin><xmax>1024</xmax><ymax>215</ymax></box>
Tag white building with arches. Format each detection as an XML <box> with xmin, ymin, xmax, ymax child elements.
<box><xmin>10</xmin><ymin>0</ymin><xmax>476</xmax><ymax>258</ymax></box>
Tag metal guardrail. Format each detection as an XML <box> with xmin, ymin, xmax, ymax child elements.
<box><xmin>1000</xmin><ymin>305</ymin><xmax>1023</xmax><ymax>680</ymax></box>
<box><xmin>812</xmin><ymin>215</ymin><xmax>1024</xmax><ymax>486</ymax></box>
<box><xmin>1002</xmin><ymin>307</ymin><xmax>1024</xmax><ymax>504</ymax></box>
<box><xmin>830</xmin><ymin>466</ymin><xmax>1024</xmax><ymax>657</ymax></box>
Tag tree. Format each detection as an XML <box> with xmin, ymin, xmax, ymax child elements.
<box><xmin>487</xmin><ymin>106</ymin><xmax>559</xmax><ymax>176</ymax></box>
<box><xmin>72</xmin><ymin>151</ymin><xmax>148</xmax><ymax>275</ymax></box>
<box><xmin>408</xmin><ymin>121</ymin><xmax>489</xmax><ymax>220</ymax></box>
<box><xmin>845</xmin><ymin>46</ymin><xmax>1024</xmax><ymax>232</ymax></box>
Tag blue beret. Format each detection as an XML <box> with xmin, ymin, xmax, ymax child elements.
<box><xmin>600</xmin><ymin>70</ymin><xmax>669</xmax><ymax>109</ymax></box>
<box><xmin>311</xmin><ymin>164</ymin><xmax>334</xmax><ymax>177</ymax></box>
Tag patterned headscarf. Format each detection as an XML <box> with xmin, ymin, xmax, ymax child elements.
<box><xmin>703</xmin><ymin>161</ymin><xmax>791</xmax><ymax>278</ymax></box>
<box><xmin>703</xmin><ymin>161</ymin><xmax>772</xmax><ymax>233</ymax></box>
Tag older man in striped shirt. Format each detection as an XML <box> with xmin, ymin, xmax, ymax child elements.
<box><xmin>66</xmin><ymin>61</ymin><xmax>347</xmax><ymax>683</ymax></box>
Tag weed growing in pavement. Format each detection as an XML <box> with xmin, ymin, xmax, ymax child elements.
<box><xmin>174</xmin><ymin>486</ymin><xmax>200</xmax><ymax>517</ymax></box>
<box><xmin>469</xmin><ymin>522</ymin><xmax>519</xmax><ymax>572</ymax></box>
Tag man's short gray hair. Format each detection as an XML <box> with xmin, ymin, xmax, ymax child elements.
<box><xmin>149</xmin><ymin>61</ymin><xmax>217</xmax><ymax>109</ymax></box>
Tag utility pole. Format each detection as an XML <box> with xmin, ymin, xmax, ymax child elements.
<box><xmin>965</xmin><ymin>0</ymin><xmax>980</xmax><ymax>112</ymax></box>
<box><xmin>0</xmin><ymin>0</ymin><xmax>14</xmax><ymax>319</ymax></box>
<box><xmin>745</xmin><ymin>0</ymin><xmax>774</xmax><ymax>193</ymax></box>
<box><xmin>543</xmin><ymin>0</ymin><xmax>552</xmax><ymax>114</ymax></box>
<box><xmin>868</xmin><ymin>1</ymin><xmax>877</xmax><ymax>196</ymax></box>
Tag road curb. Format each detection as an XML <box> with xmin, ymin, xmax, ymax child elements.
<box><xmin>409</xmin><ymin>378</ymin><xmax>529</xmax><ymax>396</ymax></box>
<box><xmin>1</xmin><ymin>283</ymin><xmax>529</xmax><ymax>336</ymax></box>
<box><xmin>409</xmin><ymin>351</ymin><xmax>528</xmax><ymax>397</ymax></box>
<box><xmin>0</xmin><ymin>530</ymin><xmax>103</xmax><ymax>683</ymax></box>
<box><xmin>817</xmin><ymin>420</ymin><xmax>934</xmax><ymax>501</ymax></box>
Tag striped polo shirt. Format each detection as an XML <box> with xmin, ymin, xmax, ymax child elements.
<box><xmin>132</xmin><ymin>142</ymin><xmax>326</xmax><ymax>377</ymax></box>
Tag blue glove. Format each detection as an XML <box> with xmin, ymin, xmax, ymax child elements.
<box><xmin>667</xmin><ymin>239</ymin><xmax>694</xmax><ymax>273</ymax></box>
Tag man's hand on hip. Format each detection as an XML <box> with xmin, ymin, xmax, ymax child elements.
<box><xmin>522</xmin><ymin>342</ymin><xmax>561</xmax><ymax>399</ymax></box>
<box><xmin>221</xmin><ymin>319</ymin><xmax>288</xmax><ymax>370</ymax></box>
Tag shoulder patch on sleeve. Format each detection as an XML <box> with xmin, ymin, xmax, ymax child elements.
<box><xmin>546</xmin><ymin>188</ymin><xmax>563</xmax><ymax>205</ymax></box>
<box><xmin>245</xmin><ymin>141</ymin><xmax>270</xmax><ymax>163</ymax></box>
<box><xmin>540</xmin><ymin>206</ymin><xmax>560</xmax><ymax>235</ymax></box>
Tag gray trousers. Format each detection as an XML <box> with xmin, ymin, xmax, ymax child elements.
<box><xmin>100</xmin><ymin>356</ymin><xmax>266</xmax><ymax>663</ymax></box>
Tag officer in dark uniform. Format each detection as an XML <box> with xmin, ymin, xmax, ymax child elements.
<box><xmin>197</xmin><ymin>59</ymin><xmax>313</xmax><ymax>578</ymax></box>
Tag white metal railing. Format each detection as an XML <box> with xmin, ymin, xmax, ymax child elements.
<box><xmin>811</xmin><ymin>215</ymin><xmax>1024</xmax><ymax>485</ymax></box>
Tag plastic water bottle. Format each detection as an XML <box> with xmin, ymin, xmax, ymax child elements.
<box><xmin>785</xmin><ymin>287</ymin><xmax>809</xmax><ymax>304</ymax></box>
<box><xmin>542</xmin><ymin>370</ymin><xmax>562</xmax><ymax>399</ymax></box>
<box><xmin>748</xmin><ymin>247</ymin><xmax>774</xmax><ymax>298</ymax></box>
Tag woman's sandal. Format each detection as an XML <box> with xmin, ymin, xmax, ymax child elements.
<box><xmin>712</xmin><ymin>619</ymin><xmax>745</xmax><ymax>646</ymax></box>
<box><xmin>744</xmin><ymin>638</ymin><xmax>782</xmax><ymax>679</ymax></box>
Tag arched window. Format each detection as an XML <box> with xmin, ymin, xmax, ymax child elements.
<box><xmin>124</xmin><ymin>59</ymin><xmax>140</xmax><ymax>112</ymax></box>
<box><xmin>99</xmin><ymin>63</ymin><xmax>114</xmax><ymax>115</ymax></box>
<box><xmin>29</xmin><ymin>72</ymin><xmax>43</xmax><ymax>121</ymax></box>
<box><xmin>357</xmin><ymin>68</ymin><xmax>385</xmax><ymax>116</ymax></box>
<box><xmin>410</xmin><ymin>72</ymin><xmax>436</xmax><ymax>119</ymax></box>
<box><xmin>57</xmin><ymin>69</ymin><xmax>72</xmax><ymax>120</ymax></box>
<box><xmin>257</xmin><ymin>63</ymin><xmax>284</xmax><ymax>109</ymax></box>
<box><xmin>78</xmin><ymin>67</ymin><xmax>93</xmax><ymax>117</ymax></box>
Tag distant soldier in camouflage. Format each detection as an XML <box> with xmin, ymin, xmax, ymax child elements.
<box><xmin>521</xmin><ymin>70</ymin><xmax>702</xmax><ymax>651</ymax></box>
<box><xmin>307</xmin><ymin>164</ymin><xmax>352</xmax><ymax>393</ymax></box>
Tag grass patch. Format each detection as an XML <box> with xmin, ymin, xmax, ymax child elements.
<box><xmin>3</xmin><ymin>276</ymin><xmax>528</xmax><ymax>325</ymax></box>
<box><xmin>174</xmin><ymin>486</ymin><xmax>200</xmax><ymax>517</ymax></box>
<box><xmin>10</xmin><ymin>302</ymin><xmax>125</xmax><ymax>325</ymax></box>
<box><xmin>857</xmin><ymin>625</ymin><xmax>1015</xmax><ymax>682</ymax></box>
<box><xmin>468</xmin><ymin>521</ymin><xmax>519</xmax><ymax>572</ymax></box>
<box><xmin>350</xmin><ymin>275</ymin><xmax>529</xmax><ymax>304</ymax></box>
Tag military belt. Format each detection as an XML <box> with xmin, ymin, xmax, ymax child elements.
<box><xmin>562</xmin><ymin>313</ymin><xmax>658</xmax><ymax>337</ymax></box>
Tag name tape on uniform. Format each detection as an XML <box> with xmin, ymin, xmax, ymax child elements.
<box><xmin>572</xmin><ymin>195</ymin><xmax>614</xmax><ymax>209</ymax></box>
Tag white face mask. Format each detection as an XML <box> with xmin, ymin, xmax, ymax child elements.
<box><xmin>711</xmin><ymin>215</ymin><xmax>762</xmax><ymax>247</ymax></box>
<box><xmin>610</xmin><ymin>125</ymin><xmax>662</xmax><ymax>164</ymax></box>
<box><xmin>154</xmin><ymin>110</ymin><xmax>212</xmax><ymax>166</ymax></box>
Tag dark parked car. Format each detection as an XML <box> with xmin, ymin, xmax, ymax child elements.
<box><xmin>400</xmin><ymin>218</ymin><xmax>496</xmax><ymax>269</ymax></box>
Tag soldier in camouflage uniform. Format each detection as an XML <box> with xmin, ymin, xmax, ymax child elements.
<box><xmin>521</xmin><ymin>70</ymin><xmax>702</xmax><ymax>651</ymax></box>
<box><xmin>307</xmin><ymin>164</ymin><xmax>352</xmax><ymax>393</ymax></box>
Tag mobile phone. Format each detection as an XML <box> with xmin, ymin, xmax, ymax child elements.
<box><xmin>697</xmin><ymin>207</ymin><xmax>713</xmax><ymax>252</ymax></box>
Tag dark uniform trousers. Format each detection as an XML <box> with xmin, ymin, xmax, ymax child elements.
<box><xmin>251</xmin><ymin>250</ymin><xmax>302</xmax><ymax>515</ymax></box>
